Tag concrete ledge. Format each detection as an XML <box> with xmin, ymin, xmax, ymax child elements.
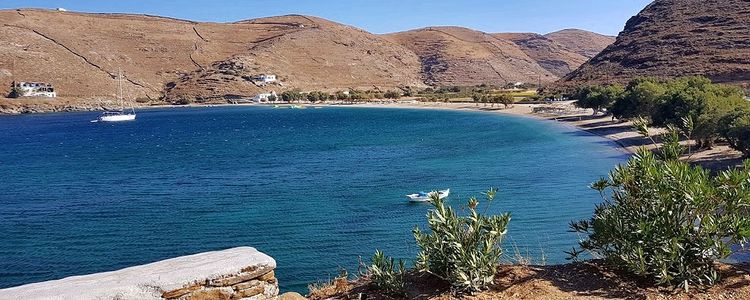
<box><xmin>0</xmin><ymin>247</ymin><xmax>277</xmax><ymax>300</ymax></box>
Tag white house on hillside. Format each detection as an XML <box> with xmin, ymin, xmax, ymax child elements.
<box><xmin>12</xmin><ymin>81</ymin><xmax>57</xmax><ymax>98</ymax></box>
<box><xmin>254</xmin><ymin>74</ymin><xmax>277</xmax><ymax>83</ymax></box>
<box><xmin>252</xmin><ymin>91</ymin><xmax>277</xmax><ymax>102</ymax></box>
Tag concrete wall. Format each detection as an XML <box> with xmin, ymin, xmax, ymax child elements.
<box><xmin>0</xmin><ymin>247</ymin><xmax>278</xmax><ymax>300</ymax></box>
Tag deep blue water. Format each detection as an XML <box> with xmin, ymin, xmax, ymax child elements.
<box><xmin>0</xmin><ymin>106</ymin><xmax>629</xmax><ymax>292</ymax></box>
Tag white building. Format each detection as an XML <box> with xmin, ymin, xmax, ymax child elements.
<box><xmin>12</xmin><ymin>82</ymin><xmax>57</xmax><ymax>98</ymax></box>
<box><xmin>252</xmin><ymin>91</ymin><xmax>277</xmax><ymax>102</ymax></box>
<box><xmin>255</xmin><ymin>74</ymin><xmax>277</xmax><ymax>83</ymax></box>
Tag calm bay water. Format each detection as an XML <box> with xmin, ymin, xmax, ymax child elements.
<box><xmin>0</xmin><ymin>106</ymin><xmax>629</xmax><ymax>292</ymax></box>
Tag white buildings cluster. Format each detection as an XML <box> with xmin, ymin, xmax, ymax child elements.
<box><xmin>11</xmin><ymin>81</ymin><xmax>57</xmax><ymax>98</ymax></box>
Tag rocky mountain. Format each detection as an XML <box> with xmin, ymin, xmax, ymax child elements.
<box><xmin>544</xmin><ymin>29</ymin><xmax>616</xmax><ymax>59</ymax></box>
<box><xmin>383</xmin><ymin>27</ymin><xmax>558</xmax><ymax>86</ymax></box>
<box><xmin>562</xmin><ymin>0</ymin><xmax>750</xmax><ymax>87</ymax></box>
<box><xmin>494</xmin><ymin>32</ymin><xmax>601</xmax><ymax>78</ymax></box>
<box><xmin>0</xmin><ymin>9</ymin><xmax>424</xmax><ymax>102</ymax></box>
<box><xmin>494</xmin><ymin>30</ymin><xmax>614</xmax><ymax>78</ymax></box>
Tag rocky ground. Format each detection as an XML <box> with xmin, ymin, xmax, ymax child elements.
<box><xmin>308</xmin><ymin>261</ymin><xmax>750</xmax><ymax>300</ymax></box>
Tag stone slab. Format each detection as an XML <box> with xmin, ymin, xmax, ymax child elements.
<box><xmin>0</xmin><ymin>247</ymin><xmax>275</xmax><ymax>300</ymax></box>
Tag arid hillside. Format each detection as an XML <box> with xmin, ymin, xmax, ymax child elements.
<box><xmin>494</xmin><ymin>31</ymin><xmax>611</xmax><ymax>77</ymax></box>
<box><xmin>383</xmin><ymin>27</ymin><xmax>558</xmax><ymax>86</ymax></box>
<box><xmin>561</xmin><ymin>0</ymin><xmax>750</xmax><ymax>86</ymax></box>
<box><xmin>0</xmin><ymin>8</ymin><xmax>621</xmax><ymax>104</ymax></box>
<box><xmin>0</xmin><ymin>9</ymin><xmax>424</xmax><ymax>102</ymax></box>
<box><xmin>545</xmin><ymin>29</ymin><xmax>616</xmax><ymax>59</ymax></box>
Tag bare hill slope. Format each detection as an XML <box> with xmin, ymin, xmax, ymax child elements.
<box><xmin>384</xmin><ymin>27</ymin><xmax>557</xmax><ymax>86</ymax></box>
<box><xmin>561</xmin><ymin>0</ymin><xmax>750</xmax><ymax>86</ymax></box>
<box><xmin>544</xmin><ymin>29</ymin><xmax>615</xmax><ymax>59</ymax></box>
<box><xmin>0</xmin><ymin>9</ymin><xmax>424</xmax><ymax>102</ymax></box>
<box><xmin>494</xmin><ymin>32</ymin><xmax>591</xmax><ymax>77</ymax></box>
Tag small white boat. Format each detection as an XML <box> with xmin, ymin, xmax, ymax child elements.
<box><xmin>406</xmin><ymin>189</ymin><xmax>450</xmax><ymax>203</ymax></box>
<box><xmin>97</xmin><ymin>68</ymin><xmax>136</xmax><ymax>122</ymax></box>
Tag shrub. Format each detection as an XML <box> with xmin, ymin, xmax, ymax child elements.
<box><xmin>632</xmin><ymin>117</ymin><xmax>691</xmax><ymax>160</ymax></box>
<box><xmin>413</xmin><ymin>188</ymin><xmax>511</xmax><ymax>293</ymax></box>
<box><xmin>307</xmin><ymin>269</ymin><xmax>351</xmax><ymax>299</ymax></box>
<box><xmin>175</xmin><ymin>98</ymin><xmax>191</xmax><ymax>105</ymax></box>
<box><xmin>9</xmin><ymin>85</ymin><xmax>24</xmax><ymax>98</ymax></box>
<box><xmin>368</xmin><ymin>250</ymin><xmax>406</xmax><ymax>295</ymax></box>
<box><xmin>569</xmin><ymin>150</ymin><xmax>750</xmax><ymax>291</ymax></box>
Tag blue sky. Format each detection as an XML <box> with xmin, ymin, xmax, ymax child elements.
<box><xmin>1</xmin><ymin>0</ymin><xmax>653</xmax><ymax>35</ymax></box>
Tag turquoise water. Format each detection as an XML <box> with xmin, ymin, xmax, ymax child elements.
<box><xmin>0</xmin><ymin>106</ymin><xmax>628</xmax><ymax>292</ymax></box>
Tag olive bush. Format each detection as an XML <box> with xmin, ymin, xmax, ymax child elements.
<box><xmin>570</xmin><ymin>150</ymin><xmax>750</xmax><ymax>291</ymax></box>
<box><xmin>413</xmin><ymin>189</ymin><xmax>511</xmax><ymax>293</ymax></box>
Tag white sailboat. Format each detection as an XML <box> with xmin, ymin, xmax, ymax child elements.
<box><xmin>98</xmin><ymin>68</ymin><xmax>136</xmax><ymax>122</ymax></box>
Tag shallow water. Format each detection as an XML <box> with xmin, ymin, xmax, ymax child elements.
<box><xmin>0</xmin><ymin>106</ymin><xmax>629</xmax><ymax>292</ymax></box>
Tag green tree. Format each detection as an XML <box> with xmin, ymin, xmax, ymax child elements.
<box><xmin>719</xmin><ymin>108</ymin><xmax>750</xmax><ymax>156</ymax></box>
<box><xmin>574</xmin><ymin>85</ymin><xmax>624</xmax><ymax>114</ymax></box>
<box><xmin>384</xmin><ymin>90</ymin><xmax>401</xmax><ymax>99</ymax></box>
<box><xmin>610</xmin><ymin>77</ymin><xmax>666</xmax><ymax>119</ymax></box>
<box><xmin>306</xmin><ymin>91</ymin><xmax>319</xmax><ymax>103</ymax></box>
<box><xmin>497</xmin><ymin>93</ymin><xmax>514</xmax><ymax>108</ymax></box>
<box><xmin>651</xmin><ymin>77</ymin><xmax>749</xmax><ymax>147</ymax></box>
<box><xmin>471</xmin><ymin>93</ymin><xmax>482</xmax><ymax>106</ymax></box>
<box><xmin>349</xmin><ymin>90</ymin><xmax>365</xmax><ymax>102</ymax></box>
<box><xmin>280</xmin><ymin>89</ymin><xmax>304</xmax><ymax>102</ymax></box>
<box><xmin>334</xmin><ymin>91</ymin><xmax>349</xmax><ymax>101</ymax></box>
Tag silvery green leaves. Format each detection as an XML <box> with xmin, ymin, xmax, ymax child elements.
<box><xmin>412</xmin><ymin>189</ymin><xmax>511</xmax><ymax>294</ymax></box>
<box><xmin>569</xmin><ymin>150</ymin><xmax>750</xmax><ymax>291</ymax></box>
<box><xmin>368</xmin><ymin>250</ymin><xmax>406</xmax><ymax>295</ymax></box>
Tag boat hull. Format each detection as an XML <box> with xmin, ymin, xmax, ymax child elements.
<box><xmin>99</xmin><ymin>114</ymin><xmax>136</xmax><ymax>122</ymax></box>
<box><xmin>406</xmin><ymin>189</ymin><xmax>450</xmax><ymax>202</ymax></box>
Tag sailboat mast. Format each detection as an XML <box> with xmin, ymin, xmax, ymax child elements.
<box><xmin>118</xmin><ymin>68</ymin><xmax>123</xmax><ymax>110</ymax></box>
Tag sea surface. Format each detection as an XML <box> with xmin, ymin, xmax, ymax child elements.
<box><xmin>0</xmin><ymin>106</ymin><xmax>629</xmax><ymax>292</ymax></box>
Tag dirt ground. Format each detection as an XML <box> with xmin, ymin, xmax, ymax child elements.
<box><xmin>310</xmin><ymin>261</ymin><xmax>750</xmax><ymax>300</ymax></box>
